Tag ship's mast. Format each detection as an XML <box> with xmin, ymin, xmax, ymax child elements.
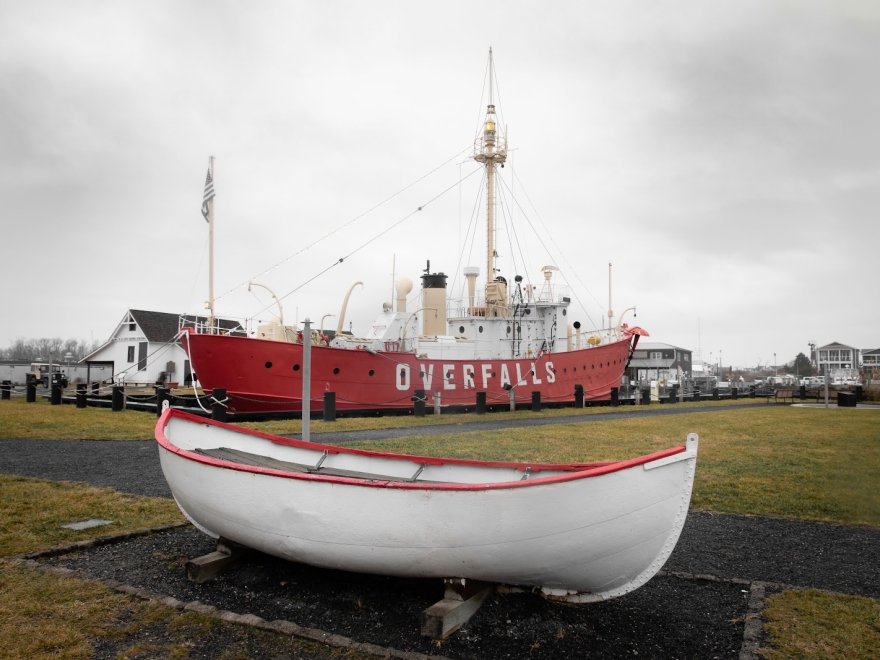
<box><xmin>474</xmin><ymin>48</ymin><xmax>507</xmax><ymax>301</ymax></box>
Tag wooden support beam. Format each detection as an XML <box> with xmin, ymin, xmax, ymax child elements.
<box><xmin>420</xmin><ymin>578</ymin><xmax>495</xmax><ymax>639</ymax></box>
<box><xmin>185</xmin><ymin>538</ymin><xmax>248</xmax><ymax>584</ymax></box>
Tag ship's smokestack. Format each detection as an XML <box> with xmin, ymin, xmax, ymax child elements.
<box><xmin>463</xmin><ymin>267</ymin><xmax>479</xmax><ymax>312</ymax></box>
<box><xmin>395</xmin><ymin>277</ymin><xmax>413</xmax><ymax>313</ymax></box>
<box><xmin>421</xmin><ymin>271</ymin><xmax>448</xmax><ymax>336</ymax></box>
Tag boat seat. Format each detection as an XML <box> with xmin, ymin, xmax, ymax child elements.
<box><xmin>194</xmin><ymin>447</ymin><xmax>440</xmax><ymax>483</ymax></box>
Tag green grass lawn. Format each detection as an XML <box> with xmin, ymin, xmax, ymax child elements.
<box><xmin>1</xmin><ymin>397</ymin><xmax>878</xmax><ymax>656</ymax></box>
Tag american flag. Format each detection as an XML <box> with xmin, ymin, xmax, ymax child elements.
<box><xmin>201</xmin><ymin>167</ymin><xmax>215</xmax><ymax>222</ymax></box>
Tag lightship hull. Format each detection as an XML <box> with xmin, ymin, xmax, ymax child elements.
<box><xmin>182</xmin><ymin>330</ymin><xmax>639</xmax><ymax>414</ymax></box>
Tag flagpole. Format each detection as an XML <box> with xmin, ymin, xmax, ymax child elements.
<box><xmin>207</xmin><ymin>156</ymin><xmax>215</xmax><ymax>333</ymax></box>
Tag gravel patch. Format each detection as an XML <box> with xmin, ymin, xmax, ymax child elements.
<box><xmin>38</xmin><ymin>526</ymin><xmax>750</xmax><ymax>658</ymax></box>
<box><xmin>27</xmin><ymin>511</ymin><xmax>880</xmax><ymax>657</ymax></box>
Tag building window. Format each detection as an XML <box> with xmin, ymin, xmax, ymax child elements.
<box><xmin>129</xmin><ymin>323</ymin><xmax>136</xmax><ymax>331</ymax></box>
<box><xmin>650</xmin><ymin>352</ymin><xmax>662</xmax><ymax>360</ymax></box>
<box><xmin>137</xmin><ymin>342</ymin><xmax>147</xmax><ymax>371</ymax></box>
<box><xmin>127</xmin><ymin>346</ymin><xmax>135</xmax><ymax>362</ymax></box>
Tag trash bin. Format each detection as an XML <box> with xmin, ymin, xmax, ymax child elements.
<box><xmin>837</xmin><ymin>391</ymin><xmax>857</xmax><ymax>408</ymax></box>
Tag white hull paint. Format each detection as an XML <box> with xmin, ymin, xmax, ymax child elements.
<box><xmin>156</xmin><ymin>409</ymin><xmax>697</xmax><ymax>601</ymax></box>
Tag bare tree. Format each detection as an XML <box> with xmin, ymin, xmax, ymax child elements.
<box><xmin>1</xmin><ymin>338</ymin><xmax>100</xmax><ymax>362</ymax></box>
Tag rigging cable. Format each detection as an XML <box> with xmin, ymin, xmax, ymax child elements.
<box><xmin>257</xmin><ymin>165</ymin><xmax>484</xmax><ymax>315</ymax></box>
<box><xmin>497</xmin><ymin>171</ymin><xmax>601</xmax><ymax>330</ymax></box>
<box><xmin>214</xmin><ymin>145</ymin><xmax>474</xmax><ymax>305</ymax></box>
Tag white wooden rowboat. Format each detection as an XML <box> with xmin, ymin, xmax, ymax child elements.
<box><xmin>156</xmin><ymin>408</ymin><xmax>698</xmax><ymax>602</ymax></box>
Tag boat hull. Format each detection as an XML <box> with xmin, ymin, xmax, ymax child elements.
<box><xmin>182</xmin><ymin>331</ymin><xmax>638</xmax><ymax>415</ymax></box>
<box><xmin>156</xmin><ymin>409</ymin><xmax>697</xmax><ymax>601</ymax></box>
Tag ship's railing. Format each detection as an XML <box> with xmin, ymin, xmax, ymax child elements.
<box><xmin>446</xmin><ymin>284</ymin><xmax>573</xmax><ymax>318</ymax></box>
<box><xmin>568</xmin><ymin>326</ymin><xmax>625</xmax><ymax>350</ymax></box>
<box><xmin>178</xmin><ymin>314</ymin><xmax>249</xmax><ymax>337</ymax></box>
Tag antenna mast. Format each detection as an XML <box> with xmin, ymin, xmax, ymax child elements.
<box><xmin>474</xmin><ymin>47</ymin><xmax>507</xmax><ymax>300</ymax></box>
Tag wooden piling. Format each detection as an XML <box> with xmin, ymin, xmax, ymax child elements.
<box><xmin>211</xmin><ymin>388</ymin><xmax>227</xmax><ymax>421</ymax></box>
<box><xmin>413</xmin><ymin>389</ymin><xmax>426</xmax><ymax>417</ymax></box>
<box><xmin>111</xmin><ymin>386</ymin><xmax>124</xmax><ymax>411</ymax></box>
<box><xmin>323</xmin><ymin>391</ymin><xmax>336</xmax><ymax>422</ymax></box>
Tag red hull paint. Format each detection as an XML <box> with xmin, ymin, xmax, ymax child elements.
<box><xmin>182</xmin><ymin>331</ymin><xmax>639</xmax><ymax>414</ymax></box>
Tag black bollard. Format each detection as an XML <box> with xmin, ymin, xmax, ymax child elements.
<box><xmin>211</xmin><ymin>388</ymin><xmax>227</xmax><ymax>422</ymax></box>
<box><xmin>531</xmin><ymin>391</ymin><xmax>541</xmax><ymax>412</ymax></box>
<box><xmin>26</xmin><ymin>383</ymin><xmax>36</xmax><ymax>403</ymax></box>
<box><xmin>799</xmin><ymin>385</ymin><xmax>806</xmax><ymax>400</ymax></box>
<box><xmin>1</xmin><ymin>380</ymin><xmax>10</xmax><ymax>400</ymax></box>
<box><xmin>112</xmin><ymin>386</ymin><xmax>124</xmax><ymax>411</ymax></box>
<box><xmin>610</xmin><ymin>387</ymin><xmax>619</xmax><ymax>407</ymax></box>
<box><xmin>574</xmin><ymin>384</ymin><xmax>584</xmax><ymax>408</ymax></box>
<box><xmin>76</xmin><ymin>389</ymin><xmax>87</xmax><ymax>409</ymax></box>
<box><xmin>323</xmin><ymin>391</ymin><xmax>337</xmax><ymax>422</ymax></box>
<box><xmin>641</xmin><ymin>387</ymin><xmax>651</xmax><ymax>405</ymax></box>
<box><xmin>155</xmin><ymin>386</ymin><xmax>169</xmax><ymax>417</ymax></box>
<box><xmin>712</xmin><ymin>387</ymin><xmax>719</xmax><ymax>400</ymax></box>
<box><xmin>693</xmin><ymin>388</ymin><xmax>701</xmax><ymax>402</ymax></box>
<box><xmin>732</xmin><ymin>387</ymin><xmax>738</xmax><ymax>400</ymax></box>
<box><xmin>50</xmin><ymin>383</ymin><xmax>62</xmax><ymax>405</ymax></box>
<box><xmin>413</xmin><ymin>389</ymin><xmax>426</xmax><ymax>417</ymax></box>
<box><xmin>475</xmin><ymin>391</ymin><xmax>486</xmax><ymax>415</ymax></box>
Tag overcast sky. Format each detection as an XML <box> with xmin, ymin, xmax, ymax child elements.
<box><xmin>2</xmin><ymin>0</ymin><xmax>878</xmax><ymax>368</ymax></box>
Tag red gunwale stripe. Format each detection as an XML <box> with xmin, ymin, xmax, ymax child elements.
<box><xmin>156</xmin><ymin>408</ymin><xmax>686</xmax><ymax>491</ymax></box>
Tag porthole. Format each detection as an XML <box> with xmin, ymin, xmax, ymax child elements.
<box><xmin>506</xmin><ymin>326</ymin><xmax>511</xmax><ymax>334</ymax></box>
<box><xmin>333</xmin><ymin>367</ymin><xmax>340</xmax><ymax>375</ymax></box>
<box><xmin>562</xmin><ymin>309</ymin><xmax>567</xmax><ymax>316</ymax></box>
<box><xmin>369</xmin><ymin>369</ymin><xmax>375</xmax><ymax>377</ymax></box>
<box><xmin>478</xmin><ymin>326</ymin><xmax>484</xmax><ymax>333</ymax></box>
<box><xmin>292</xmin><ymin>364</ymin><xmax>300</xmax><ymax>371</ymax></box>
<box><xmin>264</xmin><ymin>361</ymin><xmax>273</xmax><ymax>369</ymax></box>
<box><xmin>459</xmin><ymin>326</ymin><xmax>465</xmax><ymax>334</ymax></box>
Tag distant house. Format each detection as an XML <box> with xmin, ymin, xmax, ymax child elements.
<box><xmin>626</xmin><ymin>342</ymin><xmax>692</xmax><ymax>384</ymax></box>
<box><xmin>83</xmin><ymin>309</ymin><xmax>242</xmax><ymax>386</ymax></box>
<box><xmin>862</xmin><ymin>348</ymin><xmax>880</xmax><ymax>368</ymax></box>
<box><xmin>861</xmin><ymin>348</ymin><xmax>880</xmax><ymax>382</ymax></box>
<box><xmin>815</xmin><ymin>341</ymin><xmax>860</xmax><ymax>383</ymax></box>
